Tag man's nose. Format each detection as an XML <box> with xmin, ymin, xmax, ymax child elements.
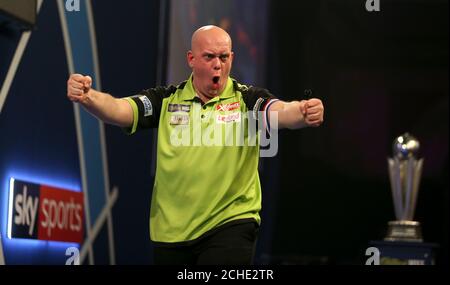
<box><xmin>212</xmin><ymin>57</ymin><xmax>221</xmax><ymax>70</ymax></box>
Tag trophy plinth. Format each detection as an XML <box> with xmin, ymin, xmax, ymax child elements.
<box><xmin>385</xmin><ymin>220</ymin><xmax>423</xmax><ymax>242</ymax></box>
<box><xmin>385</xmin><ymin>133</ymin><xmax>424</xmax><ymax>243</ymax></box>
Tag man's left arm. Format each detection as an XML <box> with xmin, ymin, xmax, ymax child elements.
<box><xmin>268</xmin><ymin>99</ymin><xmax>324</xmax><ymax>129</ymax></box>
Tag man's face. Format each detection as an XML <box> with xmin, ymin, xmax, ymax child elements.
<box><xmin>187</xmin><ymin>32</ymin><xmax>234</xmax><ymax>98</ymax></box>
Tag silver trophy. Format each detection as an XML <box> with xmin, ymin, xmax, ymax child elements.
<box><xmin>385</xmin><ymin>133</ymin><xmax>424</xmax><ymax>242</ymax></box>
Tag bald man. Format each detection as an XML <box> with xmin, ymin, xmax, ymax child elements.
<box><xmin>67</xmin><ymin>25</ymin><xmax>324</xmax><ymax>265</ymax></box>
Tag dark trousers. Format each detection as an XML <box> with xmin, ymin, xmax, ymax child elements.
<box><xmin>153</xmin><ymin>221</ymin><xmax>259</xmax><ymax>265</ymax></box>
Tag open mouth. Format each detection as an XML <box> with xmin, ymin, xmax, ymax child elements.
<box><xmin>212</xmin><ymin>76</ymin><xmax>220</xmax><ymax>84</ymax></box>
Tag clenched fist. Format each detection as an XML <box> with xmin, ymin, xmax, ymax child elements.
<box><xmin>67</xmin><ymin>74</ymin><xmax>92</xmax><ymax>103</ymax></box>
<box><xmin>299</xmin><ymin>98</ymin><xmax>324</xmax><ymax>127</ymax></box>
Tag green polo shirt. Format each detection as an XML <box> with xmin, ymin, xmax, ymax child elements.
<box><xmin>124</xmin><ymin>75</ymin><xmax>277</xmax><ymax>244</ymax></box>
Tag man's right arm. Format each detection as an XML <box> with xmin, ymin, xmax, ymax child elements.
<box><xmin>67</xmin><ymin>73</ymin><xmax>133</xmax><ymax>128</ymax></box>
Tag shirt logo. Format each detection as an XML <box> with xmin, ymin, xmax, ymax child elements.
<box><xmin>216</xmin><ymin>102</ymin><xmax>240</xmax><ymax>112</ymax></box>
<box><xmin>168</xmin><ymin>104</ymin><xmax>191</xmax><ymax>112</ymax></box>
<box><xmin>138</xmin><ymin>96</ymin><xmax>153</xmax><ymax>117</ymax></box>
<box><xmin>216</xmin><ymin>112</ymin><xmax>241</xmax><ymax>124</ymax></box>
<box><xmin>170</xmin><ymin>114</ymin><xmax>189</xmax><ymax>125</ymax></box>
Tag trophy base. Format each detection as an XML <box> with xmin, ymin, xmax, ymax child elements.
<box><xmin>384</xmin><ymin>220</ymin><xmax>423</xmax><ymax>242</ymax></box>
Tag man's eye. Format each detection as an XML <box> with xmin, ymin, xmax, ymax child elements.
<box><xmin>219</xmin><ymin>55</ymin><xmax>229</xmax><ymax>61</ymax></box>
<box><xmin>205</xmin><ymin>54</ymin><xmax>215</xmax><ymax>60</ymax></box>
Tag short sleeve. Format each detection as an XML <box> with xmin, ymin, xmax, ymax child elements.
<box><xmin>241</xmin><ymin>86</ymin><xmax>280</xmax><ymax>133</ymax></box>
<box><xmin>122</xmin><ymin>85</ymin><xmax>176</xmax><ymax>134</ymax></box>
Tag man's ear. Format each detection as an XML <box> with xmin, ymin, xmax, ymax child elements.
<box><xmin>187</xmin><ymin>51</ymin><xmax>194</xmax><ymax>68</ymax></box>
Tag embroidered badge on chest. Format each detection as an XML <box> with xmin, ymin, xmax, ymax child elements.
<box><xmin>168</xmin><ymin>104</ymin><xmax>191</xmax><ymax>112</ymax></box>
<box><xmin>170</xmin><ymin>114</ymin><xmax>190</xmax><ymax>125</ymax></box>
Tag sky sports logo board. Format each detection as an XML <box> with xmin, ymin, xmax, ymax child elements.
<box><xmin>8</xmin><ymin>178</ymin><xmax>84</xmax><ymax>243</ymax></box>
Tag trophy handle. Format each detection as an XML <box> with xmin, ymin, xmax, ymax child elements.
<box><xmin>388</xmin><ymin>158</ymin><xmax>403</xmax><ymax>220</ymax></box>
<box><xmin>410</xmin><ymin>159</ymin><xmax>423</xmax><ymax>219</ymax></box>
<box><xmin>403</xmin><ymin>158</ymin><xmax>415</xmax><ymax>220</ymax></box>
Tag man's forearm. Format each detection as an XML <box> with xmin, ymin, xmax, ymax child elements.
<box><xmin>269</xmin><ymin>101</ymin><xmax>307</xmax><ymax>130</ymax></box>
<box><xmin>80</xmin><ymin>89</ymin><xmax>133</xmax><ymax>128</ymax></box>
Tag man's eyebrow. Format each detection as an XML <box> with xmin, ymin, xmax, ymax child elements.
<box><xmin>202</xmin><ymin>52</ymin><xmax>230</xmax><ymax>56</ymax></box>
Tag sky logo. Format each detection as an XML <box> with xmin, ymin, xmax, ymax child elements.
<box><xmin>8</xmin><ymin>178</ymin><xmax>84</xmax><ymax>243</ymax></box>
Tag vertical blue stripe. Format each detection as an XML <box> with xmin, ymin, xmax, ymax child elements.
<box><xmin>64</xmin><ymin>1</ymin><xmax>105</xmax><ymax>224</ymax></box>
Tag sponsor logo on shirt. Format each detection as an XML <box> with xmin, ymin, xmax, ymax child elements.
<box><xmin>168</xmin><ymin>104</ymin><xmax>191</xmax><ymax>112</ymax></box>
<box><xmin>216</xmin><ymin>112</ymin><xmax>241</xmax><ymax>124</ymax></box>
<box><xmin>170</xmin><ymin>114</ymin><xmax>190</xmax><ymax>125</ymax></box>
<box><xmin>216</xmin><ymin>102</ymin><xmax>240</xmax><ymax>112</ymax></box>
<box><xmin>138</xmin><ymin>96</ymin><xmax>153</xmax><ymax>117</ymax></box>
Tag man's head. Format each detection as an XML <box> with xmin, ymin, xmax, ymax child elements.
<box><xmin>187</xmin><ymin>25</ymin><xmax>234</xmax><ymax>99</ymax></box>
